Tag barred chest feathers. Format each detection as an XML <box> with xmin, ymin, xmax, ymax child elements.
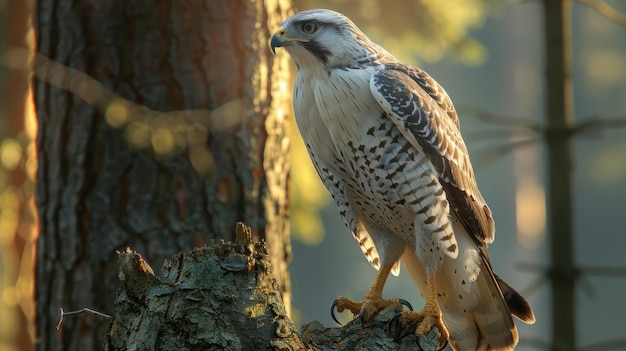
<box><xmin>294</xmin><ymin>66</ymin><xmax>459</xmax><ymax>272</ymax></box>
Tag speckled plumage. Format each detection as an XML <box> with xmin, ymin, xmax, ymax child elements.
<box><xmin>271</xmin><ymin>9</ymin><xmax>534</xmax><ymax>350</ymax></box>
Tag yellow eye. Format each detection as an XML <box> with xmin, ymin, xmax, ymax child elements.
<box><xmin>302</xmin><ymin>22</ymin><xmax>317</xmax><ymax>34</ymax></box>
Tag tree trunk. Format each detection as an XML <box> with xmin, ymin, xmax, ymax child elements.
<box><xmin>542</xmin><ymin>1</ymin><xmax>576</xmax><ymax>350</ymax></box>
<box><xmin>105</xmin><ymin>223</ymin><xmax>439</xmax><ymax>351</ymax></box>
<box><xmin>34</xmin><ymin>1</ymin><xmax>292</xmax><ymax>350</ymax></box>
<box><xmin>105</xmin><ymin>223</ymin><xmax>306</xmax><ymax>351</ymax></box>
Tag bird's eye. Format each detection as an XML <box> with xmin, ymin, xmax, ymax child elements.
<box><xmin>301</xmin><ymin>22</ymin><xmax>317</xmax><ymax>34</ymax></box>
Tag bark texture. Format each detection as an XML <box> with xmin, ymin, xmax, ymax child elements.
<box><xmin>34</xmin><ymin>1</ymin><xmax>292</xmax><ymax>350</ymax></box>
<box><xmin>105</xmin><ymin>224</ymin><xmax>304</xmax><ymax>351</ymax></box>
<box><xmin>105</xmin><ymin>224</ymin><xmax>439</xmax><ymax>351</ymax></box>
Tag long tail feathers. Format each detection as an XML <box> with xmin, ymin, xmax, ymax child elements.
<box><xmin>495</xmin><ymin>274</ymin><xmax>536</xmax><ymax>324</ymax></box>
<box><xmin>400</xmin><ymin>244</ymin><xmax>535</xmax><ymax>351</ymax></box>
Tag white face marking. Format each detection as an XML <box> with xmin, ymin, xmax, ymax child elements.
<box><xmin>276</xmin><ymin>9</ymin><xmax>392</xmax><ymax>70</ymax></box>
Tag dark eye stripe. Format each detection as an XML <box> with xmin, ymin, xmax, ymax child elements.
<box><xmin>302</xmin><ymin>40</ymin><xmax>330</xmax><ymax>64</ymax></box>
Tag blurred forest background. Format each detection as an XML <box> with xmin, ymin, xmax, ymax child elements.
<box><xmin>1</xmin><ymin>0</ymin><xmax>625</xmax><ymax>350</ymax></box>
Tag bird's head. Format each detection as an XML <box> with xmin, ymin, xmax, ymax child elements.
<box><xmin>270</xmin><ymin>9</ymin><xmax>390</xmax><ymax>69</ymax></box>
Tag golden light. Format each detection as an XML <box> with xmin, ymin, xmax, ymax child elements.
<box><xmin>126</xmin><ymin>121</ymin><xmax>151</xmax><ymax>149</ymax></box>
<box><xmin>515</xmin><ymin>179</ymin><xmax>546</xmax><ymax>249</ymax></box>
<box><xmin>2</xmin><ymin>286</ymin><xmax>18</xmax><ymax>307</ymax></box>
<box><xmin>105</xmin><ymin>98</ymin><xmax>130</xmax><ymax>128</ymax></box>
<box><xmin>208</xmin><ymin>98</ymin><xmax>244</xmax><ymax>132</ymax></box>
<box><xmin>151</xmin><ymin>128</ymin><xmax>175</xmax><ymax>156</ymax></box>
<box><xmin>0</xmin><ymin>187</ymin><xmax>19</xmax><ymax>246</ymax></box>
<box><xmin>513</xmin><ymin>135</ymin><xmax>545</xmax><ymax>249</ymax></box>
<box><xmin>188</xmin><ymin>145</ymin><xmax>214</xmax><ymax>176</ymax></box>
<box><xmin>291</xmin><ymin>211</ymin><xmax>324</xmax><ymax>246</ymax></box>
<box><xmin>0</xmin><ymin>139</ymin><xmax>22</xmax><ymax>171</ymax></box>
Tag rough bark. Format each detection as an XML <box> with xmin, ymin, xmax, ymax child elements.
<box><xmin>105</xmin><ymin>223</ymin><xmax>440</xmax><ymax>351</ymax></box>
<box><xmin>105</xmin><ymin>223</ymin><xmax>304</xmax><ymax>351</ymax></box>
<box><xmin>34</xmin><ymin>1</ymin><xmax>291</xmax><ymax>350</ymax></box>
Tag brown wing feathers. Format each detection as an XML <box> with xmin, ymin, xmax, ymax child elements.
<box><xmin>371</xmin><ymin>63</ymin><xmax>495</xmax><ymax>245</ymax></box>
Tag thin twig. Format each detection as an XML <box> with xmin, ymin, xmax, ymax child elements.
<box><xmin>578</xmin><ymin>275</ymin><xmax>596</xmax><ymax>299</ymax></box>
<box><xmin>580</xmin><ymin>266</ymin><xmax>626</xmax><ymax>277</ymax></box>
<box><xmin>575</xmin><ymin>0</ymin><xmax>626</xmax><ymax>27</ymax></box>
<box><xmin>56</xmin><ymin>307</ymin><xmax>112</xmax><ymax>330</ymax></box>
<box><xmin>474</xmin><ymin>137</ymin><xmax>541</xmax><ymax>168</ymax></box>
<box><xmin>520</xmin><ymin>275</ymin><xmax>549</xmax><ymax>298</ymax></box>
<box><xmin>573</xmin><ymin>116</ymin><xmax>626</xmax><ymax>137</ymax></box>
<box><xmin>465</xmin><ymin>128</ymin><xmax>539</xmax><ymax>141</ymax></box>
<box><xmin>515</xmin><ymin>262</ymin><xmax>626</xmax><ymax>300</ymax></box>
<box><xmin>459</xmin><ymin>106</ymin><xmax>542</xmax><ymax>131</ymax></box>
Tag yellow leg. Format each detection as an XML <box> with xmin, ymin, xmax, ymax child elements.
<box><xmin>401</xmin><ymin>273</ymin><xmax>449</xmax><ymax>348</ymax></box>
<box><xmin>334</xmin><ymin>263</ymin><xmax>401</xmax><ymax>321</ymax></box>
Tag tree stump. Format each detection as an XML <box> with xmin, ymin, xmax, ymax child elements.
<box><xmin>105</xmin><ymin>223</ymin><xmax>442</xmax><ymax>351</ymax></box>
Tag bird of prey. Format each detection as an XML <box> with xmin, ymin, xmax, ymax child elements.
<box><xmin>271</xmin><ymin>9</ymin><xmax>535</xmax><ymax>350</ymax></box>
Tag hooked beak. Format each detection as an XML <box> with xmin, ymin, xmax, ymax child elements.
<box><xmin>270</xmin><ymin>32</ymin><xmax>284</xmax><ymax>54</ymax></box>
<box><xmin>270</xmin><ymin>26</ymin><xmax>310</xmax><ymax>54</ymax></box>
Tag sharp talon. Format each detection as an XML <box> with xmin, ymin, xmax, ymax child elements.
<box><xmin>386</xmin><ymin>311</ymin><xmax>416</xmax><ymax>342</ymax></box>
<box><xmin>330</xmin><ymin>299</ymin><xmax>341</xmax><ymax>325</ymax></box>
<box><xmin>398</xmin><ymin>298</ymin><xmax>413</xmax><ymax>311</ymax></box>
<box><xmin>359</xmin><ymin>305</ymin><xmax>367</xmax><ymax>320</ymax></box>
<box><xmin>385</xmin><ymin>311</ymin><xmax>404</xmax><ymax>333</ymax></box>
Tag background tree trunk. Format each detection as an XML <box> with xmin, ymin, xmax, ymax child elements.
<box><xmin>543</xmin><ymin>0</ymin><xmax>575</xmax><ymax>350</ymax></box>
<box><xmin>34</xmin><ymin>1</ymin><xmax>292</xmax><ymax>350</ymax></box>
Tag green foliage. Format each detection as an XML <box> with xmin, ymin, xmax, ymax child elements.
<box><xmin>293</xmin><ymin>0</ymin><xmax>497</xmax><ymax>64</ymax></box>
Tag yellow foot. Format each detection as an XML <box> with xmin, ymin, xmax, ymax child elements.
<box><xmin>331</xmin><ymin>296</ymin><xmax>412</xmax><ymax>324</ymax></box>
<box><xmin>397</xmin><ymin>310</ymin><xmax>449</xmax><ymax>350</ymax></box>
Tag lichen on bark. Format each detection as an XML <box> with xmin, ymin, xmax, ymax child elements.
<box><xmin>106</xmin><ymin>224</ymin><xmax>304</xmax><ymax>351</ymax></box>
<box><xmin>106</xmin><ymin>224</ymin><xmax>442</xmax><ymax>351</ymax></box>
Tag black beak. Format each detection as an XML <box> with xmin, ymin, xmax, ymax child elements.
<box><xmin>270</xmin><ymin>33</ymin><xmax>285</xmax><ymax>54</ymax></box>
